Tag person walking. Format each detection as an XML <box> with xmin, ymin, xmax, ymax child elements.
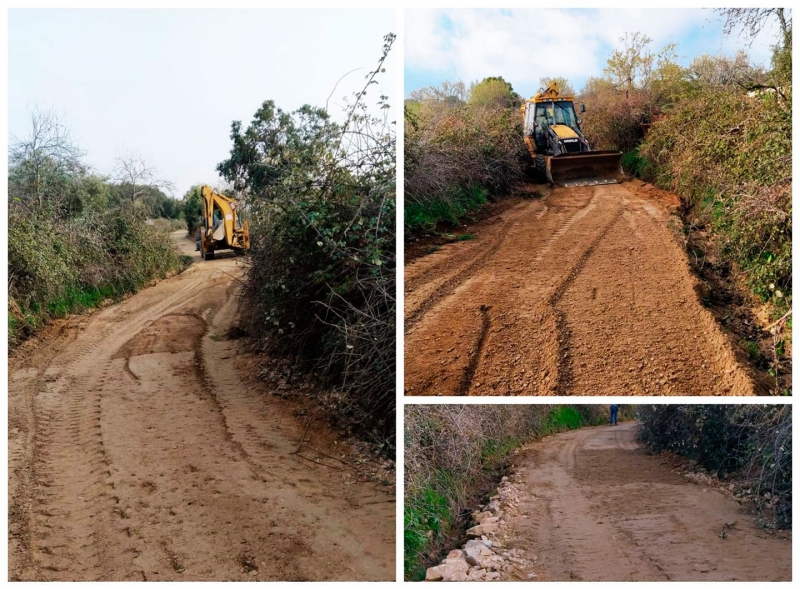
<box><xmin>610</xmin><ymin>404</ymin><xmax>619</xmax><ymax>426</ymax></box>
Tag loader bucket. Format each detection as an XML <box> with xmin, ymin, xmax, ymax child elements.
<box><xmin>547</xmin><ymin>151</ymin><xmax>624</xmax><ymax>187</ymax></box>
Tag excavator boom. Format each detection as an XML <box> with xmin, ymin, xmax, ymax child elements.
<box><xmin>199</xmin><ymin>185</ymin><xmax>250</xmax><ymax>260</ymax></box>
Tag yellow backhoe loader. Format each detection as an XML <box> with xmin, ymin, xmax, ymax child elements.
<box><xmin>521</xmin><ymin>81</ymin><xmax>623</xmax><ymax>187</ymax></box>
<box><xmin>198</xmin><ymin>185</ymin><xmax>250</xmax><ymax>260</ymax></box>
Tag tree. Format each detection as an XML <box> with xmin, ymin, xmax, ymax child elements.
<box><xmin>687</xmin><ymin>51</ymin><xmax>760</xmax><ymax>88</ymax></box>
<box><xmin>182</xmin><ymin>184</ymin><xmax>204</xmax><ymax>235</ymax></box>
<box><xmin>468</xmin><ymin>76</ymin><xmax>519</xmax><ymax>107</ymax></box>
<box><xmin>9</xmin><ymin>107</ymin><xmax>85</xmax><ymax>210</ymax></box>
<box><xmin>408</xmin><ymin>81</ymin><xmax>468</xmax><ymax>105</ymax></box>
<box><xmin>716</xmin><ymin>8</ymin><xmax>792</xmax><ymax>84</ymax></box>
<box><xmin>113</xmin><ymin>152</ymin><xmax>173</xmax><ymax>203</ymax></box>
<box><xmin>604</xmin><ymin>32</ymin><xmax>653</xmax><ymax>92</ymax></box>
<box><xmin>538</xmin><ymin>76</ymin><xmax>575</xmax><ymax>96</ymax></box>
<box><xmin>716</xmin><ymin>8</ymin><xmax>792</xmax><ymax>49</ymax></box>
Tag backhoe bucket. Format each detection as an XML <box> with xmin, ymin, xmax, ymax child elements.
<box><xmin>547</xmin><ymin>151</ymin><xmax>624</xmax><ymax>188</ymax></box>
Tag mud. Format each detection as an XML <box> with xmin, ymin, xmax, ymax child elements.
<box><xmin>404</xmin><ymin>180</ymin><xmax>765</xmax><ymax>396</ymax></box>
<box><xmin>501</xmin><ymin>423</ymin><xmax>791</xmax><ymax>581</ymax></box>
<box><xmin>8</xmin><ymin>232</ymin><xmax>394</xmax><ymax>581</ymax></box>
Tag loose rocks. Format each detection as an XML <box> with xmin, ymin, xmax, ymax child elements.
<box><xmin>424</xmin><ymin>473</ymin><xmax>533</xmax><ymax>581</ymax></box>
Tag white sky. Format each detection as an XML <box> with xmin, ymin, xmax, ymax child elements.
<box><xmin>8</xmin><ymin>9</ymin><xmax>396</xmax><ymax>197</ymax></box>
<box><xmin>405</xmin><ymin>8</ymin><xmax>783</xmax><ymax>98</ymax></box>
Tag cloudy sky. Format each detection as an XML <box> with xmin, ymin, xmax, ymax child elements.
<box><xmin>9</xmin><ymin>9</ymin><xmax>396</xmax><ymax>197</ymax></box>
<box><xmin>405</xmin><ymin>8</ymin><xmax>782</xmax><ymax>98</ymax></box>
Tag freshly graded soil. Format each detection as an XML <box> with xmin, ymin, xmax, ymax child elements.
<box><xmin>405</xmin><ymin>180</ymin><xmax>766</xmax><ymax>396</ymax></box>
<box><xmin>500</xmin><ymin>423</ymin><xmax>791</xmax><ymax>581</ymax></box>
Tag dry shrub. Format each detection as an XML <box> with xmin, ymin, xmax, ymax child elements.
<box><xmin>578</xmin><ymin>86</ymin><xmax>653</xmax><ymax>152</ymax></box>
<box><xmin>404</xmin><ymin>98</ymin><xmax>527</xmax><ymax>230</ymax></box>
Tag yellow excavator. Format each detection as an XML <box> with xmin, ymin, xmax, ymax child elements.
<box><xmin>198</xmin><ymin>185</ymin><xmax>250</xmax><ymax>260</ymax></box>
<box><xmin>521</xmin><ymin>81</ymin><xmax>623</xmax><ymax>187</ymax></box>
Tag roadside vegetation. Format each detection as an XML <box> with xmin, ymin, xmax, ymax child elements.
<box><xmin>8</xmin><ymin>110</ymin><xmax>188</xmax><ymax>346</ymax></box>
<box><xmin>403</xmin><ymin>404</ymin><xmax>633</xmax><ymax>580</ymax></box>
<box><xmin>404</xmin><ymin>77</ymin><xmax>527</xmax><ymax>231</ymax></box>
<box><xmin>578</xmin><ymin>9</ymin><xmax>792</xmax><ymax>390</ymax></box>
<box><xmin>216</xmin><ymin>34</ymin><xmax>396</xmax><ymax>451</ymax></box>
<box><xmin>638</xmin><ymin>404</ymin><xmax>791</xmax><ymax>529</ymax></box>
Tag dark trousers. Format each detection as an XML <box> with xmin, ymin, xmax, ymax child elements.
<box><xmin>610</xmin><ymin>408</ymin><xmax>618</xmax><ymax>425</ymax></box>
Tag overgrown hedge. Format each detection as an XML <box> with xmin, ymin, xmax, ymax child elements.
<box><xmin>403</xmin><ymin>404</ymin><xmax>631</xmax><ymax>580</ymax></box>
<box><xmin>217</xmin><ymin>35</ymin><xmax>396</xmax><ymax>449</ymax></box>
<box><xmin>638</xmin><ymin>87</ymin><xmax>791</xmax><ymax>306</ymax></box>
<box><xmin>637</xmin><ymin>405</ymin><xmax>791</xmax><ymax>528</ymax></box>
<box><xmin>9</xmin><ymin>206</ymin><xmax>185</xmax><ymax>345</ymax></box>
<box><xmin>404</xmin><ymin>97</ymin><xmax>527</xmax><ymax>231</ymax></box>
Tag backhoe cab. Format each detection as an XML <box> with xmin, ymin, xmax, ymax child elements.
<box><xmin>521</xmin><ymin>81</ymin><xmax>623</xmax><ymax>187</ymax></box>
<box><xmin>199</xmin><ymin>185</ymin><xmax>250</xmax><ymax>260</ymax></box>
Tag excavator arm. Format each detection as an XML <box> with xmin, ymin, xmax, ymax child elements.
<box><xmin>199</xmin><ymin>185</ymin><xmax>250</xmax><ymax>259</ymax></box>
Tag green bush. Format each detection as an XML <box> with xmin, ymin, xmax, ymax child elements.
<box><xmin>639</xmin><ymin>87</ymin><xmax>791</xmax><ymax>306</ymax></box>
<box><xmin>216</xmin><ymin>35</ymin><xmax>396</xmax><ymax>446</ymax></box>
<box><xmin>9</xmin><ymin>206</ymin><xmax>184</xmax><ymax>345</ymax></box>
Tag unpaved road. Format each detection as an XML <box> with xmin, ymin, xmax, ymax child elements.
<box><xmin>501</xmin><ymin>423</ymin><xmax>791</xmax><ymax>581</ymax></box>
<box><xmin>405</xmin><ymin>180</ymin><xmax>760</xmax><ymax>395</ymax></box>
<box><xmin>8</xmin><ymin>232</ymin><xmax>394</xmax><ymax>581</ymax></box>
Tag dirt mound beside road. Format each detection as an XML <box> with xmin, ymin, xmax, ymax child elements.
<box><xmin>404</xmin><ymin>181</ymin><xmax>764</xmax><ymax>396</ymax></box>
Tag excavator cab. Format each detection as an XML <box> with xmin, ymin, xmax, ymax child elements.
<box><xmin>199</xmin><ymin>185</ymin><xmax>250</xmax><ymax>260</ymax></box>
<box><xmin>522</xmin><ymin>82</ymin><xmax>623</xmax><ymax>187</ymax></box>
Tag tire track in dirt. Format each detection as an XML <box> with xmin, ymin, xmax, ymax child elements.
<box><xmin>13</xmin><ymin>269</ymin><xmax>217</xmax><ymax>580</ymax></box>
<box><xmin>405</xmin><ymin>186</ymin><xmax>621</xmax><ymax>395</ymax></box>
<box><xmin>405</xmin><ymin>181</ymin><xmax>759</xmax><ymax>396</ymax></box>
<box><xmin>405</xmin><ymin>201</ymin><xmax>539</xmax><ymax>331</ymax></box>
<box><xmin>9</xmin><ymin>241</ymin><xmax>394</xmax><ymax>581</ymax></box>
<box><xmin>501</xmin><ymin>423</ymin><xmax>791</xmax><ymax>581</ymax></box>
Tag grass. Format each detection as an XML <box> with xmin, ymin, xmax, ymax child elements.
<box><xmin>542</xmin><ymin>405</ymin><xmax>585</xmax><ymax>434</ymax></box>
<box><xmin>456</xmin><ymin>233</ymin><xmax>477</xmax><ymax>241</ymax></box>
<box><xmin>405</xmin><ymin>185</ymin><xmax>488</xmax><ymax>231</ymax></box>
<box><xmin>404</xmin><ymin>486</ymin><xmax>453</xmax><ymax>581</ymax></box>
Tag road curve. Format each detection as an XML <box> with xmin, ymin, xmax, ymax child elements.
<box><xmin>8</xmin><ymin>233</ymin><xmax>394</xmax><ymax>581</ymax></box>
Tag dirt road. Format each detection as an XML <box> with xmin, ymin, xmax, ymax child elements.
<box><xmin>405</xmin><ymin>180</ymin><xmax>760</xmax><ymax>395</ymax></box>
<box><xmin>8</xmin><ymin>232</ymin><xmax>394</xmax><ymax>581</ymax></box>
<box><xmin>500</xmin><ymin>423</ymin><xmax>791</xmax><ymax>581</ymax></box>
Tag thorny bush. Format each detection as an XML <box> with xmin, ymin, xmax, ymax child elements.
<box><xmin>404</xmin><ymin>92</ymin><xmax>527</xmax><ymax>230</ymax></box>
<box><xmin>217</xmin><ymin>34</ymin><xmax>396</xmax><ymax>450</ymax></box>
